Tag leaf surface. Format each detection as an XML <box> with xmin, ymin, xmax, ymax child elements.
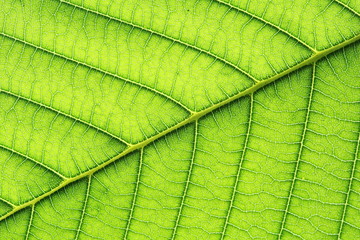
<box><xmin>0</xmin><ymin>0</ymin><xmax>359</xmax><ymax>239</ymax></box>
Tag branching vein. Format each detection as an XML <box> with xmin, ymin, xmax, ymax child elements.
<box><xmin>0</xmin><ymin>34</ymin><xmax>359</xmax><ymax>224</ymax></box>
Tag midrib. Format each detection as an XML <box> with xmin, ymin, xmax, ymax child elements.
<box><xmin>0</xmin><ymin>33</ymin><xmax>359</xmax><ymax>222</ymax></box>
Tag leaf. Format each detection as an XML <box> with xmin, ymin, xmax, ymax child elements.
<box><xmin>0</xmin><ymin>0</ymin><xmax>359</xmax><ymax>239</ymax></box>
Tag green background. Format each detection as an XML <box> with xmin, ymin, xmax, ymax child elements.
<box><xmin>0</xmin><ymin>0</ymin><xmax>359</xmax><ymax>239</ymax></box>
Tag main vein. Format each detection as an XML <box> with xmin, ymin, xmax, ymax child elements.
<box><xmin>0</xmin><ymin>33</ymin><xmax>359</xmax><ymax>222</ymax></box>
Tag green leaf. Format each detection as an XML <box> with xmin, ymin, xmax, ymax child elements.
<box><xmin>0</xmin><ymin>0</ymin><xmax>359</xmax><ymax>239</ymax></box>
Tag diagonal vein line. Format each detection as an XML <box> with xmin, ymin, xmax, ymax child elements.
<box><xmin>25</xmin><ymin>204</ymin><xmax>35</xmax><ymax>240</ymax></box>
<box><xmin>278</xmin><ymin>63</ymin><xmax>316</xmax><ymax>239</ymax></box>
<box><xmin>0</xmin><ymin>35</ymin><xmax>359</xmax><ymax>223</ymax></box>
<box><xmin>75</xmin><ymin>176</ymin><xmax>92</xmax><ymax>240</ymax></box>
<box><xmin>171</xmin><ymin>120</ymin><xmax>198</xmax><ymax>239</ymax></box>
<box><xmin>337</xmin><ymin>125</ymin><xmax>360</xmax><ymax>239</ymax></box>
<box><xmin>124</xmin><ymin>148</ymin><xmax>143</xmax><ymax>240</ymax></box>
<box><xmin>0</xmin><ymin>197</ymin><xmax>16</xmax><ymax>208</ymax></box>
<box><xmin>0</xmin><ymin>88</ymin><xmax>131</xmax><ymax>147</ymax></box>
<box><xmin>332</xmin><ymin>0</ymin><xmax>360</xmax><ymax>17</ymax></box>
<box><xmin>59</xmin><ymin>0</ymin><xmax>259</xmax><ymax>83</ymax></box>
<box><xmin>212</xmin><ymin>0</ymin><xmax>318</xmax><ymax>52</ymax></box>
<box><xmin>0</xmin><ymin>32</ymin><xmax>194</xmax><ymax>114</ymax></box>
<box><xmin>220</xmin><ymin>94</ymin><xmax>253</xmax><ymax>240</ymax></box>
<box><xmin>0</xmin><ymin>143</ymin><xmax>68</xmax><ymax>180</ymax></box>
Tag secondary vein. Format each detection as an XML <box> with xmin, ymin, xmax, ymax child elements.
<box><xmin>278</xmin><ymin>62</ymin><xmax>316</xmax><ymax>238</ymax></box>
<box><xmin>213</xmin><ymin>0</ymin><xmax>318</xmax><ymax>53</ymax></box>
<box><xmin>59</xmin><ymin>0</ymin><xmax>260</xmax><ymax>84</ymax></box>
<box><xmin>337</xmin><ymin>124</ymin><xmax>360</xmax><ymax>239</ymax></box>
<box><xmin>0</xmin><ymin>32</ymin><xmax>195</xmax><ymax>115</ymax></box>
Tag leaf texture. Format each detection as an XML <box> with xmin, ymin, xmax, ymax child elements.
<box><xmin>0</xmin><ymin>0</ymin><xmax>359</xmax><ymax>239</ymax></box>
